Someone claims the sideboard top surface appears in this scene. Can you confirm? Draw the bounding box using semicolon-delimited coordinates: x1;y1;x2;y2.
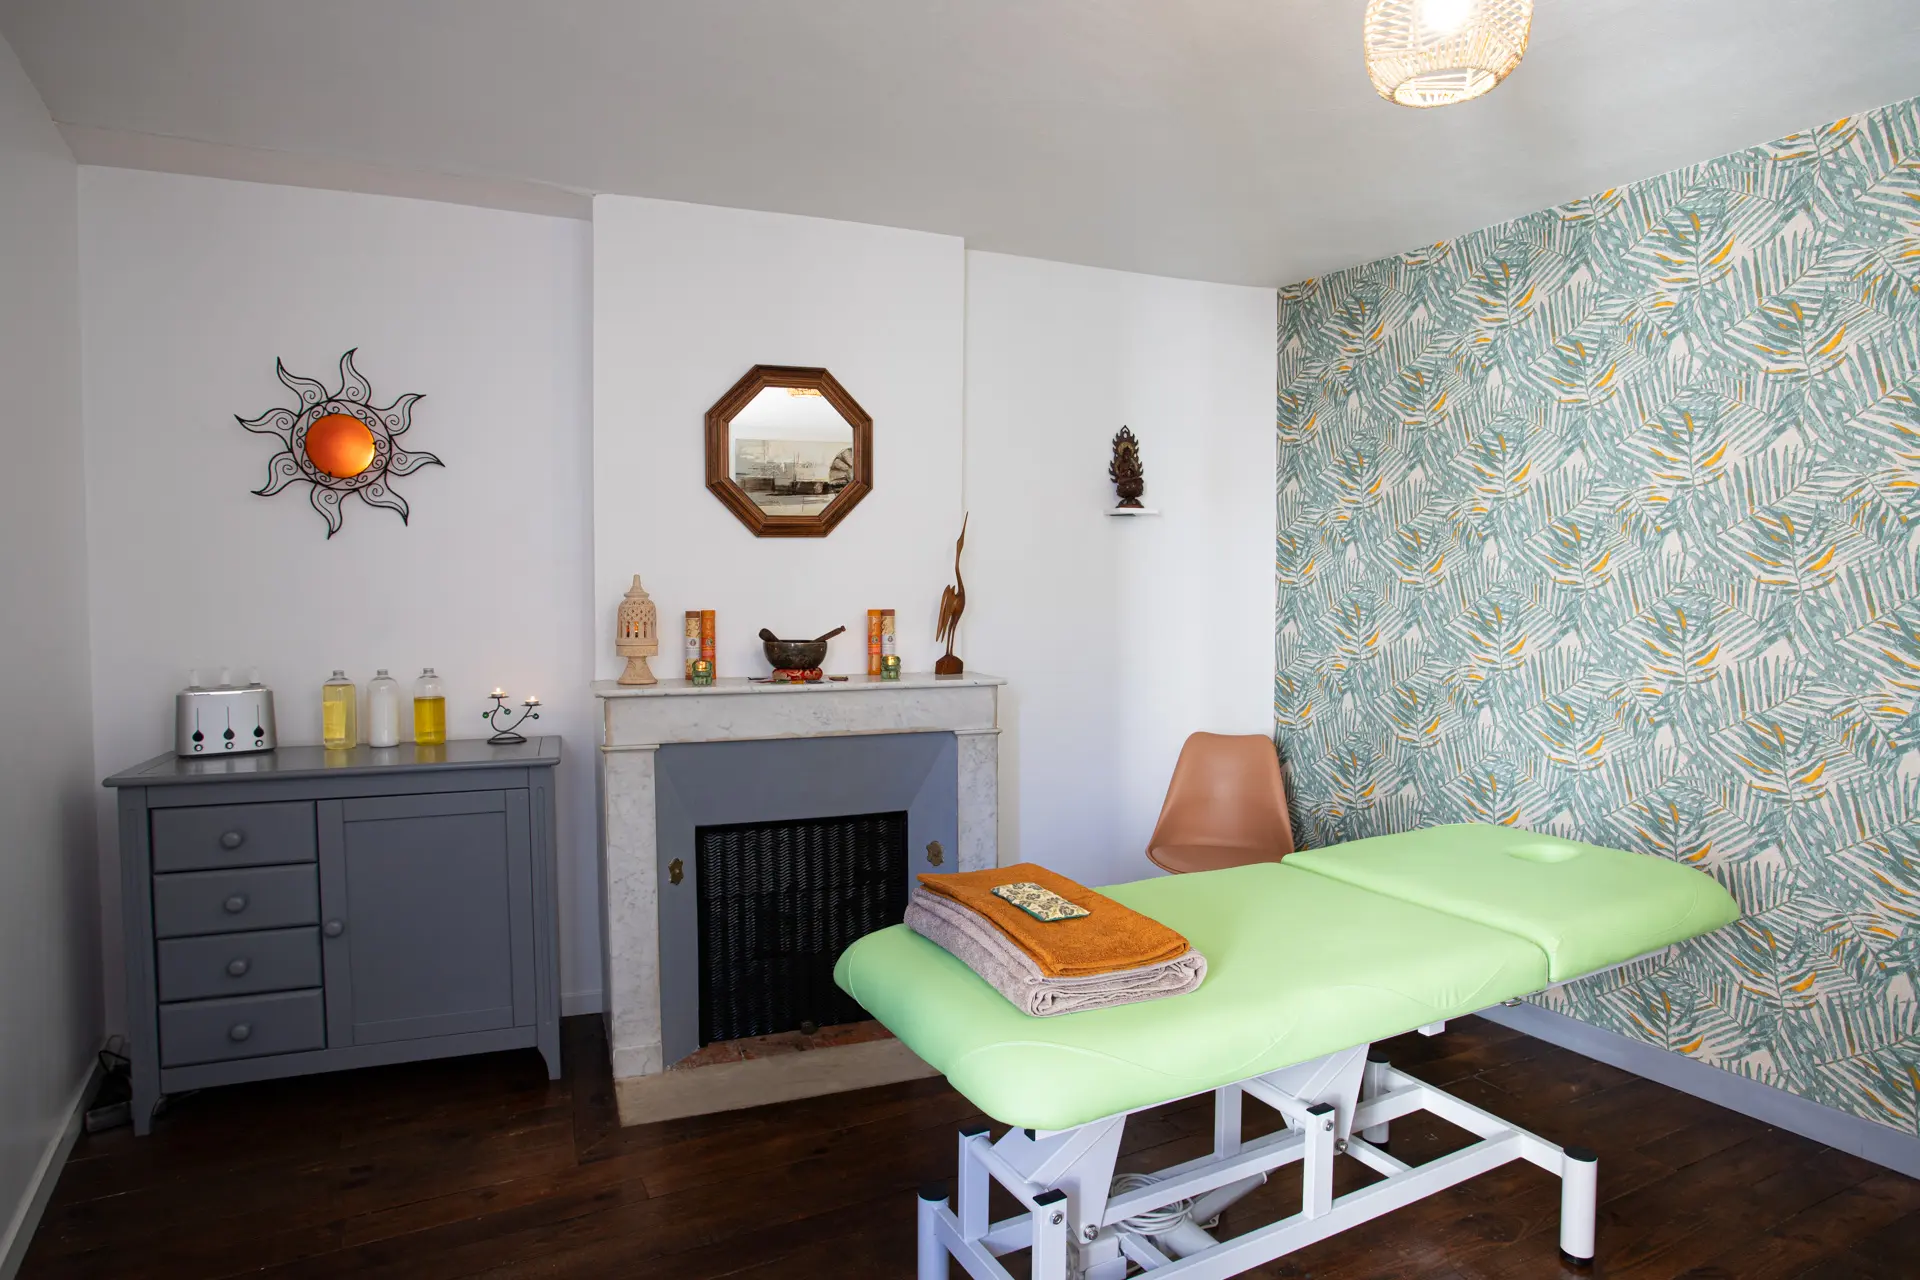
104;737;562;788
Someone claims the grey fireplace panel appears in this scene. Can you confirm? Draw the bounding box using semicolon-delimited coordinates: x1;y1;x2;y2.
655;732;957;1065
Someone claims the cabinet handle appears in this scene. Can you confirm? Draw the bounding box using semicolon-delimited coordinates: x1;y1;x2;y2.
324;919;345;938
223;894;249;914
219;830;246;850
227;958;251;977
228;1022;252;1043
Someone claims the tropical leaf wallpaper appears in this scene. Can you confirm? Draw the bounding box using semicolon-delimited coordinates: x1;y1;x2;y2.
1274;95;1920;1133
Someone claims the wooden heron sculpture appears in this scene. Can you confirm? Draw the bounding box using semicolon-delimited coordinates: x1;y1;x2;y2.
934;513;968;674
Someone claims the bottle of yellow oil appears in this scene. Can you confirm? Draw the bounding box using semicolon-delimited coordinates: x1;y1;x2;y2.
321;670;358;750
413;667;447;745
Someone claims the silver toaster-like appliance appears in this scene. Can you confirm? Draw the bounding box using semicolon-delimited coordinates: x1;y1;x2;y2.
175;671;278;757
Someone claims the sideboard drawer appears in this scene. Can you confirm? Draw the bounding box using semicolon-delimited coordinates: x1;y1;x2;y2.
152;801;315;873
153;865;319;939
159;990;325;1067
157;927;320;1003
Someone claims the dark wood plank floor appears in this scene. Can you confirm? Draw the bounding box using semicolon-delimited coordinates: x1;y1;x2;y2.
20;1015;1920;1278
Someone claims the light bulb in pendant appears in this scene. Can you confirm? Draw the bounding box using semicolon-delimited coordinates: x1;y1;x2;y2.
1418;0;1473;33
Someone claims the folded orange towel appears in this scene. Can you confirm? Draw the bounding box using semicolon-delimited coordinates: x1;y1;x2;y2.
916;863;1191;978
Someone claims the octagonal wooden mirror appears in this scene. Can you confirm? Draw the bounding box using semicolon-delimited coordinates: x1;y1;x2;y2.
705;365;872;537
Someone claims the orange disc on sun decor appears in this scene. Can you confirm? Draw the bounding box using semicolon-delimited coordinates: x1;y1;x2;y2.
304;412;378;479
238;349;441;538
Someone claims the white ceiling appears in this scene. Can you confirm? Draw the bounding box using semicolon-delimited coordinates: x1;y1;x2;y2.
3;0;1917;286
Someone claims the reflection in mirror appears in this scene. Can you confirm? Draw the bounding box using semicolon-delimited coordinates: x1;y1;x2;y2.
729;386;857;517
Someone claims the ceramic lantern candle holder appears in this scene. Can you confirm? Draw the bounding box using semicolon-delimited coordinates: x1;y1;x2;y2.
616;574;660;685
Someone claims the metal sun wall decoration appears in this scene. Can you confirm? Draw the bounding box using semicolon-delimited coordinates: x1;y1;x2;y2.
239;349;441;538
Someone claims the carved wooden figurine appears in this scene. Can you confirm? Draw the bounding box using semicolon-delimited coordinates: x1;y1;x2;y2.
1109;426;1145;509
934;514;968;675
616;574;660;685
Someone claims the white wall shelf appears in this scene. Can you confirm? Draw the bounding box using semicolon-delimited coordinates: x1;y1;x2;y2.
1105;508;1161;517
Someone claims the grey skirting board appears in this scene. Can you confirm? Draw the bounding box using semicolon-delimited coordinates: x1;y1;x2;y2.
1477;1001;1920;1180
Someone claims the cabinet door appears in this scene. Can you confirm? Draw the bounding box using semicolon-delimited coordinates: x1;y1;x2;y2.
316;791;535;1046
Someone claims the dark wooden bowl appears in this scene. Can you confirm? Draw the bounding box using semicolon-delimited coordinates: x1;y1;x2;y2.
762;638;829;670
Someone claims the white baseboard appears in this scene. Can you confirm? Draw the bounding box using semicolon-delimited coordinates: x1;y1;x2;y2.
561;989;604;1017
0;1057;101;1280
1478;1002;1920;1180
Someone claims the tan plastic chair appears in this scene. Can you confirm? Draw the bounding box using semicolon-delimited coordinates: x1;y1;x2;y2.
1146;733;1295;874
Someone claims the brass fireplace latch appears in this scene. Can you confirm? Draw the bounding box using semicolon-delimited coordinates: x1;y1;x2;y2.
925;841;945;868
668;858;684;885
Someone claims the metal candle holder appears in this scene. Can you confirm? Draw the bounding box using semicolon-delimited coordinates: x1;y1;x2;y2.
483;691;541;745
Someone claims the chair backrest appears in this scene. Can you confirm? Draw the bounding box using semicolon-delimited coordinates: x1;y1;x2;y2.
1148;732;1295;859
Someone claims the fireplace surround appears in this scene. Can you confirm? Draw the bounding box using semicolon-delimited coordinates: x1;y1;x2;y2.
594;672;1002;1082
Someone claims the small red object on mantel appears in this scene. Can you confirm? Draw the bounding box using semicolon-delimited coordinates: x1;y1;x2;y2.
770;667;825;683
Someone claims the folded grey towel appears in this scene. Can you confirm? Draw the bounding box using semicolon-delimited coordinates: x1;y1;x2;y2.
905;886;1206;1017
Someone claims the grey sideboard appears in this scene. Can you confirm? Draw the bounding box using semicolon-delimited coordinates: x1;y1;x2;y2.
105;738;562;1134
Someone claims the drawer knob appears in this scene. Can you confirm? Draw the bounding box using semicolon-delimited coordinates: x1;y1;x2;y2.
223;894;249;914
219;830;246;850
324;919;345;938
228;1022;252;1043
227;957;251;977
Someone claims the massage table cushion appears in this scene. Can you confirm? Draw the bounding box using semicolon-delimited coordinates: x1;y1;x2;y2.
1287;824;1734;983
835;824;1737;1132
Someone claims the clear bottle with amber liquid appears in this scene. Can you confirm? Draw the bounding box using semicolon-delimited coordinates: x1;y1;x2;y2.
321;670;358;750
412;667;447;745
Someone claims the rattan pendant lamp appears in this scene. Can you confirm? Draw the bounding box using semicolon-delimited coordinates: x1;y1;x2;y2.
1363;0;1533;108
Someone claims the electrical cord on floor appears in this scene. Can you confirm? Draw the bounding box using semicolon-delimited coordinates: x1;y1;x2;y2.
84;1038;132;1133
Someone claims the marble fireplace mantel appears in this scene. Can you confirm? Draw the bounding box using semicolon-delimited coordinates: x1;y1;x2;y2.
594;672;1004;1080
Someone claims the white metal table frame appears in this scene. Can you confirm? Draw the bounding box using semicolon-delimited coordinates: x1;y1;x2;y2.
915;1042;1597;1280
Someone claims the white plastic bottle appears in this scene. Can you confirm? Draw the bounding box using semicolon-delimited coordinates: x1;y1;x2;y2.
366;669;401;747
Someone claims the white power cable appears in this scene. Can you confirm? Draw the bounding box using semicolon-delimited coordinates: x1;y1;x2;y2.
1109;1172;1193;1236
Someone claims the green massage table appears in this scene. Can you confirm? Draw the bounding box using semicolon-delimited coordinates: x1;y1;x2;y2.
834;823;1738;1280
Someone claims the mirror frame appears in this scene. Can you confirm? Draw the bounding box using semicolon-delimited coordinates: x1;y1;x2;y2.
705;364;873;538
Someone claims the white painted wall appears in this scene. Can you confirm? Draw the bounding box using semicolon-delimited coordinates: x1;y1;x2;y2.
963;251;1275;888
592;196;965;682
77;168;599;1023
0;30;99;1274
67;175;1268;1061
